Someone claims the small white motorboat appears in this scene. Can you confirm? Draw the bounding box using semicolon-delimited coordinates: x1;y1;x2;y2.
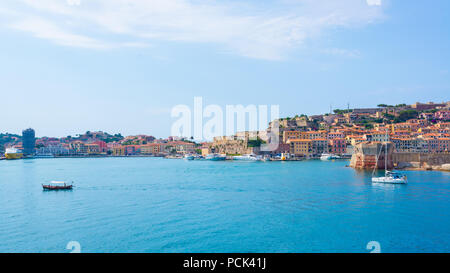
232;154;262;161
320;153;340;160
205;154;226;161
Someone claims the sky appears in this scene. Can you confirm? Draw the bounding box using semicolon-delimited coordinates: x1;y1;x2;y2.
0;0;449;138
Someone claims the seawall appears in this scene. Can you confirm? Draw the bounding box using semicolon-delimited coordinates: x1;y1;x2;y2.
393;153;450;171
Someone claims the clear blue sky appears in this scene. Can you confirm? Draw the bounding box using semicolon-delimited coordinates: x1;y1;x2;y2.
0;0;449;138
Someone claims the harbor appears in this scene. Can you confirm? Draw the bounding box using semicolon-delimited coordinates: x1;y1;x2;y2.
1;156;449;253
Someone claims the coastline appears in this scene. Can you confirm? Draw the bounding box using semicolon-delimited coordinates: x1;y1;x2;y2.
3;155;449;173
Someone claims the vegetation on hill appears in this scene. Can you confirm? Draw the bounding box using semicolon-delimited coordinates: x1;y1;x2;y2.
247;137;266;147
394;110;419;123
0;133;21;146
333;109;352;115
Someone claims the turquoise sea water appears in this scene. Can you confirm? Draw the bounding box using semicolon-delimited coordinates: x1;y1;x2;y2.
0;157;449;253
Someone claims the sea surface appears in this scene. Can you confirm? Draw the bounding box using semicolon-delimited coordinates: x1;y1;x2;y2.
0;157;449;253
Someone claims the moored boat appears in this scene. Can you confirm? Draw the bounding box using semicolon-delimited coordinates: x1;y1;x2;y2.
5;148;23;160
320;153;341;161
205;154;226;161
42;181;74;190
184;154;195;160
232;154;262;161
371;129;407;184
372;171;407;184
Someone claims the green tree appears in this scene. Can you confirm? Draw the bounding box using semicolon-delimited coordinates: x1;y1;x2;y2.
247;137;266;147
394;110;418;123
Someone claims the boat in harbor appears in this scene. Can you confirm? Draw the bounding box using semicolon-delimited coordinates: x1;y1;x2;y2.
205;154;226;161
372;171;407;184
42;181;74;190
232;154;262;161
4;148;23;160
320;153;341;161
371;129;407;184
184;154;195;160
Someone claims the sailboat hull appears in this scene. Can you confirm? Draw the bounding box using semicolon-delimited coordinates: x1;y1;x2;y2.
372;177;407;184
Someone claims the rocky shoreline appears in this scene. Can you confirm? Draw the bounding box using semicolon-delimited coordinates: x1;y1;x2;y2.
396;162;450;172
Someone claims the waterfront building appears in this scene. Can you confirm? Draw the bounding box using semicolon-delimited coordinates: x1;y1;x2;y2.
311;139;329;155
273;143;290;155
124;145;139;155
423;137;450;153
91;141;107;152
69;141;87;155
86;144;101;155
201;147;212;156
169;141;195;154
328;138;346;155
22;128;36;156
36;144;69;156
391;137;421;153
111;146;126;156
141;143;161;154
287;139;312;157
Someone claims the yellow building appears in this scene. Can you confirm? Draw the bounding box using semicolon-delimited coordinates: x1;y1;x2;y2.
86;144;101;155
201;147;211;156
69;141;87;154
111;146;125;156
282;131;302;143
141;144;161;154
287;139;312;156
300;130;327;140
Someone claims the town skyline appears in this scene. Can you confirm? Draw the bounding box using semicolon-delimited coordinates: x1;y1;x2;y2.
2;100;449;161
1;99;449;139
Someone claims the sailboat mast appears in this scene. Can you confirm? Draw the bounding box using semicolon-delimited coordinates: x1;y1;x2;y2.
385;128;388;175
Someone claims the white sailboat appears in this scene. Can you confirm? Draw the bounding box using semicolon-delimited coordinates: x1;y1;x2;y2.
371;129;407;184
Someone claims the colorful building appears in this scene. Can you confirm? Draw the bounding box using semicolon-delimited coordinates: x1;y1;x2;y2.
287;139;312;157
328;138;346;155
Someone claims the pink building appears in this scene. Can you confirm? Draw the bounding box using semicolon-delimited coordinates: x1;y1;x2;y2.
328;138;346;155
92;140;107;152
426;138;450;153
434;110;450;121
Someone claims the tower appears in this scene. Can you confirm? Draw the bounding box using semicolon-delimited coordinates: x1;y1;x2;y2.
22;128;36;156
